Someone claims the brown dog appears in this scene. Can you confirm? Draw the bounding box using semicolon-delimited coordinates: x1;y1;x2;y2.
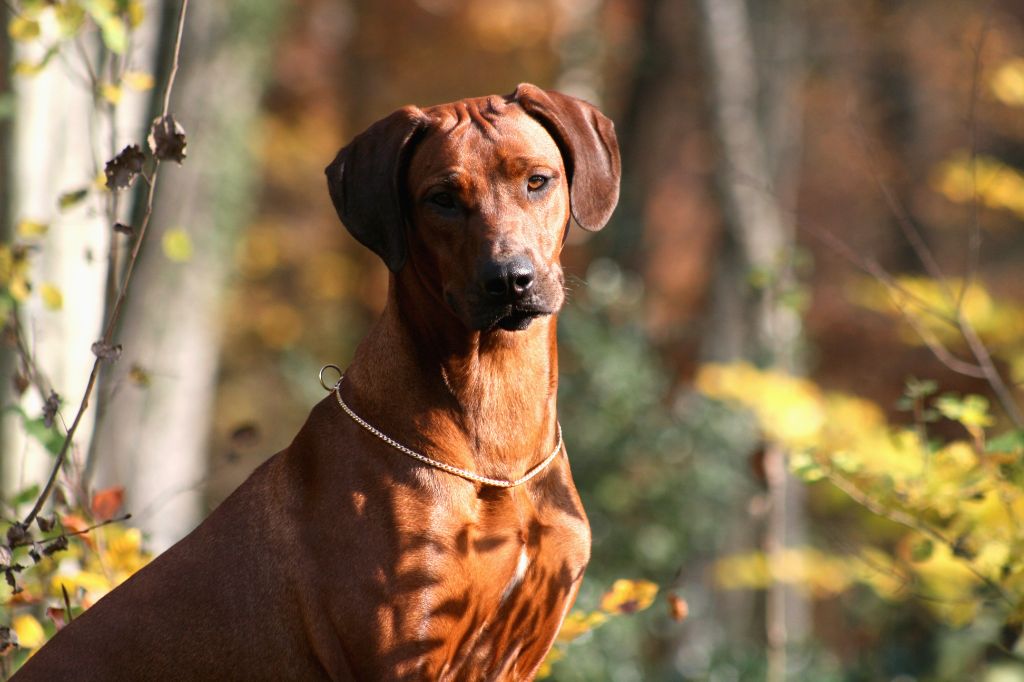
15;83;620;681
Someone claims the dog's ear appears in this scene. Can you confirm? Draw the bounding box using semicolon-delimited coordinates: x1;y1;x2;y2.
512;83;621;232
325;106;427;272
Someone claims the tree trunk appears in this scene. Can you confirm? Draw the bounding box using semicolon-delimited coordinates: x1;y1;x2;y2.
2;4;159;501
697;0;808;679
90;0;282;552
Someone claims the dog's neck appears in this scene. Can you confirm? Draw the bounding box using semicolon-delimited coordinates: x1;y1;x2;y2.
343;274;559;482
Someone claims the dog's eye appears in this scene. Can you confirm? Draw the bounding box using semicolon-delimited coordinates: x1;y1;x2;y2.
429;192;456;209
527;175;548;192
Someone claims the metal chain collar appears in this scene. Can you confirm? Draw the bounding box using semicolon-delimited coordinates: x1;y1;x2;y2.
319;365;563;488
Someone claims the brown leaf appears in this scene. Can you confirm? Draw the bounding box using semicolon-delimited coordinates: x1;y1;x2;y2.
36;515;56;533
128;363;151;387
42;390;60;428
11;372;29;397
42;535;68;556
46;607;67;632
667;592;689;622
148;114;187;163
6;523;28;547
91;341;123;361
0;625;17;656
230;422;260;448
104;144;146;190
91;486;124;521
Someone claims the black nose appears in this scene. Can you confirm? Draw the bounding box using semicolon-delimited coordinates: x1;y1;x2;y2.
481;256;536;302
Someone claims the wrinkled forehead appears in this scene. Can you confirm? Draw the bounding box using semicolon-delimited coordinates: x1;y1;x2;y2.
409;97;563;180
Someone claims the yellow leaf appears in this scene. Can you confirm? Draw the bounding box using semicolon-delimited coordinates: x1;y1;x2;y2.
992;59;1024;108
8;16;41;41
535;647;564;679
12;614;45;649
9;277;30;302
161;228;193;263
16;219;48;238
599;578;658;614
126;0;145;27
100;82;122;105
40;283;63;310
123;71;154;91
555;610;607;643
13;60;46;77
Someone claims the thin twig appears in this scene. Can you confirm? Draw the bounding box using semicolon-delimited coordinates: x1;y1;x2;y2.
802;225;985;378
959;4;994;310
9;513;131;549
824;469;1015;607
21;0;190;529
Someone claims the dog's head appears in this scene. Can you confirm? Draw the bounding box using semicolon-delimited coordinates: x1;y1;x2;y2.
325;84;620;333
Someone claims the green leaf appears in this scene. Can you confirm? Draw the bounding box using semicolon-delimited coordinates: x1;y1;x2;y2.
3;406;64;455
910;538;934;562
58;188;89;211
55;2;88;36
904;377;938;400
99;16;127;53
11;484;39;508
986;430;1024;455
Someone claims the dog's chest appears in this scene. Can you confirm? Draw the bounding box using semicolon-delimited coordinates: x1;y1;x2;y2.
391;472;591;680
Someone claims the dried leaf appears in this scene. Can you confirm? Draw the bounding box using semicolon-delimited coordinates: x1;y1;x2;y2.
28;543;41;564
128;363;151;387
42;390;60;428
6;523;28;547
91;486;124;521
91;341;123;361
60;514;89;535
42;535;68;556
36;514;56;533
4;568;22;595
12;372;29;396
230;422;260;448
104;144;145;190
46;606;67;631
667;592;689;622
0;625;17;655
148;114;187;164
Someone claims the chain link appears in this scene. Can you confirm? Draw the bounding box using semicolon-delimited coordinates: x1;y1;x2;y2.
331;377;562;488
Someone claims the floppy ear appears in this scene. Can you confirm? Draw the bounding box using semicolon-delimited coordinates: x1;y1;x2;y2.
325;106;427;272
512;83;621;231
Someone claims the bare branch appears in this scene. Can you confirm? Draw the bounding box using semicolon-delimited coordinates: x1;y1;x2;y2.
21;0;191;529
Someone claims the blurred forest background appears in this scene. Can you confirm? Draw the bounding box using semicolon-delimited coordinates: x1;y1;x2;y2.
2;0;1024;679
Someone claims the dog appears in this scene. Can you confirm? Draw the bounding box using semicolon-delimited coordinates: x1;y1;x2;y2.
15;83;620;681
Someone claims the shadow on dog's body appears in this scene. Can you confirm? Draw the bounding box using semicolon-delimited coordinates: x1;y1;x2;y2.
16;84;620;681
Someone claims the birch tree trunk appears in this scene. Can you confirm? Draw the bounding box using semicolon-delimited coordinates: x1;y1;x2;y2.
90;0;280;552
697;0;807;679
2;4;160;499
